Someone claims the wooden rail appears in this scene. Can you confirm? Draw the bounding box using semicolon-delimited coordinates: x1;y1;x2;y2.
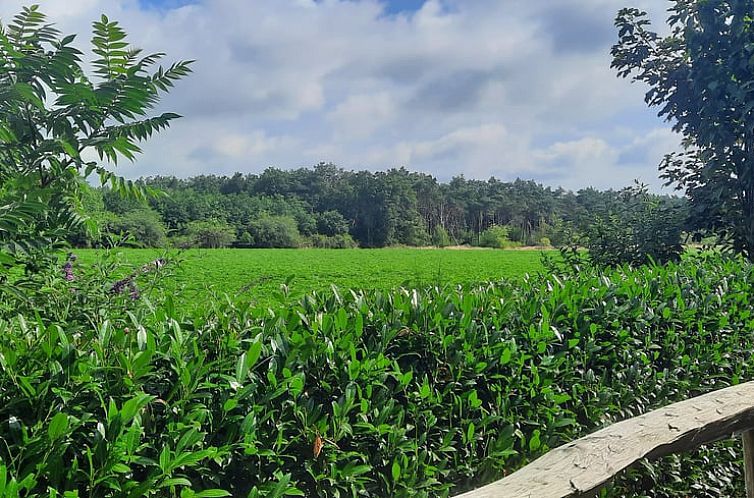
455;381;754;498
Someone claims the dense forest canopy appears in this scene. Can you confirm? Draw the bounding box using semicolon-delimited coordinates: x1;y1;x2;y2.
76;162;688;250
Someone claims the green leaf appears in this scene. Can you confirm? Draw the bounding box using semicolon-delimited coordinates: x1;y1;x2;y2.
500;348;512;365
193;491;231;498
159;447;171;472
223;399;238;412
269;473;292;498
58;139;79;158
14;82;45;109
528;430;541;452
47;412;69;441
161;478;191;488
121;393;154;423
419;376;431;399
247;340;262;371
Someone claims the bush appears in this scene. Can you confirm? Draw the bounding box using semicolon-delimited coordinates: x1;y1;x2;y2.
246;215;301;248
316;210;350;237
2;254;753;497
294;210;317;237
584;183;685;267
237;231;254;247
170;234;195;249
431;226;452;247
308;233;358;249
182;219;237;248
478;225;514;248
105;209;168;248
393;218;430;246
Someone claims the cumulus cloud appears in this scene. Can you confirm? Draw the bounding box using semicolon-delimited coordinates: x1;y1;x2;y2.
0;0;679;190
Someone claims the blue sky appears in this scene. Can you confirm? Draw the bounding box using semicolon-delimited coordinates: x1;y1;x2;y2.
140;0;429;14
0;0;677;191
382;0;427;14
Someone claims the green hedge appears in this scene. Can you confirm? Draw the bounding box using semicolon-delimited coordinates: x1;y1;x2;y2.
1;254;753;497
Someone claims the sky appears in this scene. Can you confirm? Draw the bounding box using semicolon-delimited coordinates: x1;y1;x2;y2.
0;0;679;191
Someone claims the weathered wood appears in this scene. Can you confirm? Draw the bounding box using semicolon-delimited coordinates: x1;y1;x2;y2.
455;381;754;498
743;429;754;498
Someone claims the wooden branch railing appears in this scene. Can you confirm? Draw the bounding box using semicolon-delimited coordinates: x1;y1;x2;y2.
455;381;754;498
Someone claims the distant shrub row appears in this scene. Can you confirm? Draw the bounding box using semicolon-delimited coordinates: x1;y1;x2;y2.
90;212;541;250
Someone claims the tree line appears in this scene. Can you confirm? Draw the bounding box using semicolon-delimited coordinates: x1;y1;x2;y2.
72;162;688;250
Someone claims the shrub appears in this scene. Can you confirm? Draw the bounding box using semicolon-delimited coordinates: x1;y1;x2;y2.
294;210;317;237
170;234;195;249
2;254;753;497
246;215;301;248
478;225;513;248
105;209;168;248
431;226;452;247
393;218;430;246
238;231;254;247
316;210;350;237
308;233;358;248
584;183;685;267
184;219;236;248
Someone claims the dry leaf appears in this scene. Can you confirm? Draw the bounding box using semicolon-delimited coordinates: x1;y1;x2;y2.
313;433;324;458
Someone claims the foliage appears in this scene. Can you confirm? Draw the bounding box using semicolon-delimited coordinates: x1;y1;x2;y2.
106;208;167;248
315;210;349;237
245;215;301;248
77;168;688;250
0;5;191;268
582;183;685;267
67;185;109;247
612;1;754;260
431;226;452;247
477;225;514;249
184;220;236;248
2;253;753;496
307;233;357;249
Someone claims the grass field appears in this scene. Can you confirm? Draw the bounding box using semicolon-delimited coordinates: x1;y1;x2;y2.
75;247;551;304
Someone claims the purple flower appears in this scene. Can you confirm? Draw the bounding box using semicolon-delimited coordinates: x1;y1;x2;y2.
110;277;140;300
110;278;131;295
128;282;140;300
110;257;164;299
62;255;76;282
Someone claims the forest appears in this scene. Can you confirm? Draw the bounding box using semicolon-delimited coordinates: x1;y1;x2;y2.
76;163;688;251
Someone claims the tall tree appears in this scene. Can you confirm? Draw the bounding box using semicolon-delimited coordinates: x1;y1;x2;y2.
612;1;754;259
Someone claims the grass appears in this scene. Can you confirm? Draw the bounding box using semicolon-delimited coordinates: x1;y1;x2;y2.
75;247;551;304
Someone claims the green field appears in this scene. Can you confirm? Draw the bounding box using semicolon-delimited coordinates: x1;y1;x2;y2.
76;247;551;304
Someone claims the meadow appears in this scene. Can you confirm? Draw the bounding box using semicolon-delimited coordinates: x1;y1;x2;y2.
74;248;550;304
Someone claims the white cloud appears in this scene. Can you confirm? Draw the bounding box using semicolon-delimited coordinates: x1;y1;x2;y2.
328;92;397;139
214;131;294;159
0;0;679;190
531;128;683;191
